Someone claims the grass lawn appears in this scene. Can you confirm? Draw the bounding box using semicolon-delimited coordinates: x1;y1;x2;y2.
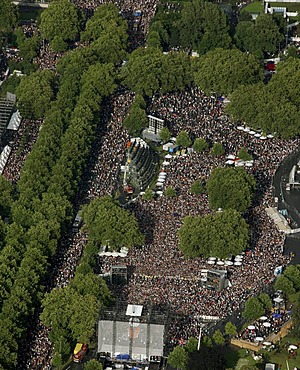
268;1;300;12
243;1;264;13
224;337;300;370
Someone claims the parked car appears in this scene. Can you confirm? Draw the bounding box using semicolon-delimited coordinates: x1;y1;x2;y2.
73;343;88;363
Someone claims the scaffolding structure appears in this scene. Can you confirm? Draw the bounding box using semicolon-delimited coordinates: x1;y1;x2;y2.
0;95;15;145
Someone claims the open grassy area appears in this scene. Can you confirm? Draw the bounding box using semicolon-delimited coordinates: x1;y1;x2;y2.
243;1;264;13
269;1;300;11
224;336;300;370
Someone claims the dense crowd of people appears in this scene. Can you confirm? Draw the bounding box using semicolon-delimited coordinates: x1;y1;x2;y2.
0;1;299;369
1;84;297;369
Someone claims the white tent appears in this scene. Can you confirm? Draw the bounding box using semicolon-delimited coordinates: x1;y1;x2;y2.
227;154;236;160
263;322;271;328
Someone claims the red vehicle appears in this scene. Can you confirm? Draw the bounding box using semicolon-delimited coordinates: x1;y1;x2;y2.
73;343;88;363
265;60;276;72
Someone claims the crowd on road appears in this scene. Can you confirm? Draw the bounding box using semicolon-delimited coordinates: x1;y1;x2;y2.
1;76;297;369
0;1;298;369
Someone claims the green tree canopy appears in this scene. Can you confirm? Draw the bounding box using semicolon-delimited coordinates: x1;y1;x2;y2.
84;359;103;370
187;346;226;370
50;36;68;53
159;127;171;143
275;274;296;295
193;48;263;96
176;130;192;148
167;345;188;370
178;0;231;54
258;292;273;312
16;69;55;119
193;137;208;153
190;180;205;195
210;142;224;156
0;176;14;218
237;147;253;161
242;296;265;321
81;196;145;250
164;186;177;197
0;0;18;34
234;14;284;56
292;296;300;338
41;285;100;345
226;59;300;139
40;0;83;42
81;4;128;46
212;329;225;345
178;209;249;259
120;48;192;96
225;321;237;338
206;167;256;212
123;103;148;136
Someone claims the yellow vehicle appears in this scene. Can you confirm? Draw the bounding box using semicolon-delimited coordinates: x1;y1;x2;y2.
73;343;88;363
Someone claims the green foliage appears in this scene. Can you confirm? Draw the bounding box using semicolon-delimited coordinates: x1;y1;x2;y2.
84;359;103;370
159;127;171;143
176;130;192;148
120;48;192;96
82;196;145;250
147;31;162;49
178;209;249;259
164;186;177;197
201;335;212;347
212;329;225;345
50;36;68;52
226;59;300;139
167;345;188;370
142;188;154;201
235;14;284;55
18;35;41;61
0;0;18;33
82;4;127;45
41;286;100;344
292;296;300;338
178;0;231;54
237;147;252;161
190;180;204;195
70;271;112;305
0;176;14;218
91;33;127;65
0;74;21;96
225;321;237;338
123;103;148;136
185;337;198;353
194;48;262;96
275;274;296;295
16;69;55;119
258;293;273;312
206;167;256;212
187;346;226;370
193;137;208;153
211;142;224;156
40;0;83;42
242;296;265;321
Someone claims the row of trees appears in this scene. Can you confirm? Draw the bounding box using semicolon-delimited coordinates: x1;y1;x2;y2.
226;58;300;139
41;240;112;367
148;0;286;57
0;5;129;366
